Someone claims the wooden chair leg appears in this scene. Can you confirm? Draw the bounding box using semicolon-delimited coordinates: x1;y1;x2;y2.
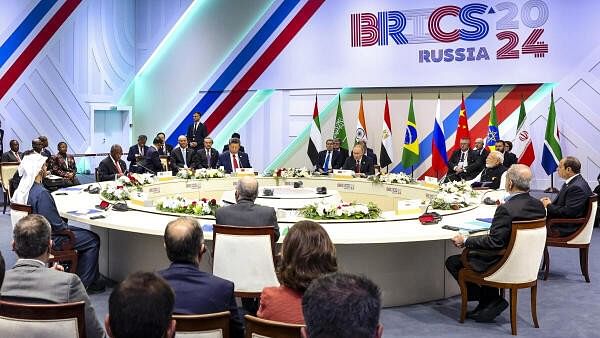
543;246;550;280
458;275;468;323
510;288;518;335
531;284;539;328
500;288;506;298
579;247;591;283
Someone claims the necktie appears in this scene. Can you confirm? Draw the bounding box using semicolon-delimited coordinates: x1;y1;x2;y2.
15;152;21;162
139;146;143;156
182;149;187;167
114;159;123;175
194;123;198;134
460;152;465;162
355;160;360;173
233;154;239;170
206;149;211;167
324;152;331;171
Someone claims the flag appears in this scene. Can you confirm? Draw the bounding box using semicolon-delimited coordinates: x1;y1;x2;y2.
355;94;368;142
307;95;323;166
513;97;535;166
380;94;394;168
453;93;470;151
541;91;563;175
333;95;349;154
431;95;447;175
401;94;419;169
485;94;499;151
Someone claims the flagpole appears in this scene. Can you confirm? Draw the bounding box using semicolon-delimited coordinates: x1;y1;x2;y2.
544;173;559;193
411;165;414;178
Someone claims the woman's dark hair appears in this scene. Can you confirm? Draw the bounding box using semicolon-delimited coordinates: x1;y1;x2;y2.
278;220;337;293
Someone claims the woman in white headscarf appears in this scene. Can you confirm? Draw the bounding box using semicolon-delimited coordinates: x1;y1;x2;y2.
11;152;102;290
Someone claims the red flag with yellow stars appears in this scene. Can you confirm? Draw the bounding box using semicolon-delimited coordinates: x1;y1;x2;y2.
452;93;471;151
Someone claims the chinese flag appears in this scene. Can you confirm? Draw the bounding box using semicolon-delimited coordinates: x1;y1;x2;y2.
453;93;471;151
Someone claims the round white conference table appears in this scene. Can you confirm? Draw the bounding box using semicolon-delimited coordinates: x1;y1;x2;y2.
52;176;497;307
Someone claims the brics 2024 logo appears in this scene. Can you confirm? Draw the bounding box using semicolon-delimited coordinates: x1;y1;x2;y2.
350;1;549;63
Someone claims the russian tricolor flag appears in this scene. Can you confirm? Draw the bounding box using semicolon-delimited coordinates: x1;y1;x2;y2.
431;95;448;177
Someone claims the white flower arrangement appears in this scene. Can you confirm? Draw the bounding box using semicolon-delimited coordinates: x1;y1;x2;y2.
299;201;381;220
369;172;414;184
101;183;130;201
276;167;312;178
431;181;478;210
177;168;225;179
155;196;221;216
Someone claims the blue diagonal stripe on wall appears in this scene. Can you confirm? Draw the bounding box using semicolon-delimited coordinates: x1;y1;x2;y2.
392;85;502;173
0;0;57;69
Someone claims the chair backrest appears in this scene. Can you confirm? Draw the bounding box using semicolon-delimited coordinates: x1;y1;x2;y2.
160;155;170;171
174;311;230;338
0;300;86;338
10;203;32;229
567;194;598;245
212;225;279;297
1;162;19;195
484;219;547;284
244;315;303;338
498;171;507;190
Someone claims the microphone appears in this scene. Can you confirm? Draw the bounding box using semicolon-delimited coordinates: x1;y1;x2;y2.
136;162;156;175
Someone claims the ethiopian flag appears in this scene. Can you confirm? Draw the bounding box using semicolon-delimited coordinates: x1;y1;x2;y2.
485;94;499;151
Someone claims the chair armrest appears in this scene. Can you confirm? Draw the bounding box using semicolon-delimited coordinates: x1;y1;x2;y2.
52;229;76;251
547;217;587;226
460;249;472;269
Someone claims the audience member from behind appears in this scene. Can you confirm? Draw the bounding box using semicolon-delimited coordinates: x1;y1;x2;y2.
258;220;337;324
10;153;103;291
446;164;546;322
302;273;383;338
158;217;243;337
142;136;165;173
1;215;104;338
541;156;593;237
106;272;175;338
51;141;80;186
97;144;128;181
39;135;52;157
0;250;4;288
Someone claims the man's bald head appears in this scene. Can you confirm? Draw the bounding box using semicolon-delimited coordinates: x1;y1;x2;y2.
164;217;204;265
236;176;259;201
505;164;532;192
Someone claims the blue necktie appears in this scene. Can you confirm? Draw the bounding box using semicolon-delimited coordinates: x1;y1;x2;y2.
324;152;331;171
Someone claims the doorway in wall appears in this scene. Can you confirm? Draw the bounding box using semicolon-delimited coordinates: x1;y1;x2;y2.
89;104;132;176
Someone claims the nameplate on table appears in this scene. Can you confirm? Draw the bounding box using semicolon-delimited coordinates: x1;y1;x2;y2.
336;182;355;191
149;187;160;194
386;186;401;195
186;182;201;190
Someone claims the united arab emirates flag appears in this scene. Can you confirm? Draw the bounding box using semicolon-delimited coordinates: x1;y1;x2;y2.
307;95;323;166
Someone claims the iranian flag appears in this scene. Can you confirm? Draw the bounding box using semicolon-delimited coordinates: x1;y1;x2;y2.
307;95;323;166
512;97;535;166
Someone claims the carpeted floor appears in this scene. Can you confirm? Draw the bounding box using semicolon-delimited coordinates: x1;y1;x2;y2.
1;182;598;337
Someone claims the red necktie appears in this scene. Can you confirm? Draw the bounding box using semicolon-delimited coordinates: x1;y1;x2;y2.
233;154;239;170
355;160;360;173
115;160;123;175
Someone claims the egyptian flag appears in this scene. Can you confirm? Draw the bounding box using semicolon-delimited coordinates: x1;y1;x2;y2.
380;94;394;169
307;95;323;166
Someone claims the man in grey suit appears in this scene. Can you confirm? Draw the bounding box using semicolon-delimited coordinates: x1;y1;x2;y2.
1;214;105;338
215;175;280;241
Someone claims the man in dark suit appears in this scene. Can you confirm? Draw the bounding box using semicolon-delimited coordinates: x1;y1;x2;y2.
142;136;165;173
1;139;23;162
127;135;149;172
473;138;489;162
333;138;348;162
446;164;546;323
170;135;194;174
158;217;243;338
186;112;208;150
342;144;375;176
1;214;105;338
195;136;219;169
50;142;80;186
541;156;593;237
217;138;251;174
316;139;344;173
39;135;52;158
359;140;378;166
471;151;507;190
97;144;128;182
501;140;517;168
447;137;483;181
222;132;246;153
157;132;174;156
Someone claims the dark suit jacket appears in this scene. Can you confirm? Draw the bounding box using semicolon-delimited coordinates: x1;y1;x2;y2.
97;156;127;182
158;143;174;156
170;147;194;172
217;151;251;174
158;262;244;338
223;144;246;153
41;148;52;158
547;174;593;236
215;199;280;241
447;149;483;181
316;150;344;171
342;155;375;175
474;148;489;161
195;147;220;169
127;144;149;168
1;150;23;162
366;147;378;166
142;146;164;173
464;192;546;272
0;259;104;338
478;165;507;190
503;151;518;168
335;148;349;162
186;122;208;149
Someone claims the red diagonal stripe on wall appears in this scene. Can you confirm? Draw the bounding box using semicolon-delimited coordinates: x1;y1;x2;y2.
419;83;541;179
0;0;81;101
204;0;325;133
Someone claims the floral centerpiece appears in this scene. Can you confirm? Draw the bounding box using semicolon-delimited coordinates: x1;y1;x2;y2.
176;168;225;179
155;196;221;216
430;180;478;210
299;201;381;220
369;172;415;184
101;183;130;201
275;167;312;178
117;173;155;191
